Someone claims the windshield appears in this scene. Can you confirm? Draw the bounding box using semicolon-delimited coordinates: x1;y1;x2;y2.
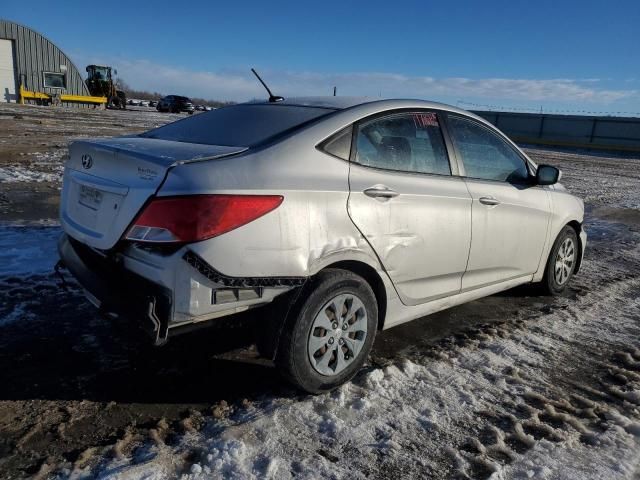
92;67;109;79
141;104;336;147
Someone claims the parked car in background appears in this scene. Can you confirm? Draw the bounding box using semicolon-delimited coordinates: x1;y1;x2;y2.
149;100;158;108
203;106;213;111
156;95;195;114
195;105;204;111
57;97;586;393
139;100;149;107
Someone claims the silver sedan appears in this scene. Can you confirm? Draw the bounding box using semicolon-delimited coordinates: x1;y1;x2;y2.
58;97;586;393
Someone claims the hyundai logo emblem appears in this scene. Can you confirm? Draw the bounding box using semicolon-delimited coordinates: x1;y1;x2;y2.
81;154;93;169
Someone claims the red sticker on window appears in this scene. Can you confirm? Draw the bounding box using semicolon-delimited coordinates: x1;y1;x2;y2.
413;113;439;128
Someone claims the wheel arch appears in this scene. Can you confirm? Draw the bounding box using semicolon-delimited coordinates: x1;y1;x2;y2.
566;220;584;274
256;260;388;361
321;260;388;331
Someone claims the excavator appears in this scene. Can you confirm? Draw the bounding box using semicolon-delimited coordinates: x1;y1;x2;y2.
85;65;127;109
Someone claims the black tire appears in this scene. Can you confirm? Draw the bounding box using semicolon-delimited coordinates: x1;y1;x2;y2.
276;269;377;394
541;226;578;295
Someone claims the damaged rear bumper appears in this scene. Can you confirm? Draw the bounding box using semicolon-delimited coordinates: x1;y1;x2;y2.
57;234;301;346
57;233;173;345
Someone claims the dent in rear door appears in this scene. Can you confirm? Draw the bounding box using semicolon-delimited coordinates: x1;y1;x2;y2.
346;111;472;306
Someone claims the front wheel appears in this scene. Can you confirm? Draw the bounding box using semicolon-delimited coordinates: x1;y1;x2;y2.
276;269;377;394
541;226;578;295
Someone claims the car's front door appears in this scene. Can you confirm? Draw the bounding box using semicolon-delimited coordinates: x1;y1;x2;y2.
347;111;472;306
446;114;551;290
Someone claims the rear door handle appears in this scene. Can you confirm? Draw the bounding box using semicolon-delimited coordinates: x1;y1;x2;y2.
479;196;500;206
364;185;400;199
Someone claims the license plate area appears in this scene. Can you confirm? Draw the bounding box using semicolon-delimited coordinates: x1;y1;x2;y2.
79;185;103;210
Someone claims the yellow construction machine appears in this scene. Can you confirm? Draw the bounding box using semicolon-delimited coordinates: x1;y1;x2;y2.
85;65;127;109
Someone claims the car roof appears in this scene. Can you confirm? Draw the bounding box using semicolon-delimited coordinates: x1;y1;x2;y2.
244;96;477;116
246;96;376;109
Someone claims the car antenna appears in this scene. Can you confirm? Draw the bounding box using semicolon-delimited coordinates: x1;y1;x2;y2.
251;68;284;103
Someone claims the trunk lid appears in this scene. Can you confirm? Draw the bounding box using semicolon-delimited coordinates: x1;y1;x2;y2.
60;137;246;250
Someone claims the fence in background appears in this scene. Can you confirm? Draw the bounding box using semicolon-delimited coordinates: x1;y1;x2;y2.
472;110;640;152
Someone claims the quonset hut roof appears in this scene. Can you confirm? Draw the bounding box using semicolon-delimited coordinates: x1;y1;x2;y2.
0;19;90;96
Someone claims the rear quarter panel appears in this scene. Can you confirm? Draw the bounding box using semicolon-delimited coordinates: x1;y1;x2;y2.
159;138;382;278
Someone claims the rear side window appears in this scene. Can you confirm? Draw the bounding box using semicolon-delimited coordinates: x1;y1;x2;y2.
142;104;336;147
354;112;451;175
447;116;529;183
319;126;352;160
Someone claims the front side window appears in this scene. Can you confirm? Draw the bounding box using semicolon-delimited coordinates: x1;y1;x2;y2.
447;116;529;183
354;112;451;175
43;72;66;89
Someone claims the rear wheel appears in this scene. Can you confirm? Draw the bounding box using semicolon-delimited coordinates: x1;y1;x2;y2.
541;226;578;295
276;269;377;394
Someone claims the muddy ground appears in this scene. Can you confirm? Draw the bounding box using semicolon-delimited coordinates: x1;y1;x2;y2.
0;103;638;479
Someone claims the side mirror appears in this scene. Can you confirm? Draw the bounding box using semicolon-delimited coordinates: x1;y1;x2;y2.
536;164;560;186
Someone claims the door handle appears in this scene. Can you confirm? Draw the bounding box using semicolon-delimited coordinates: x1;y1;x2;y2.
364;185;400;199
479;196;500;206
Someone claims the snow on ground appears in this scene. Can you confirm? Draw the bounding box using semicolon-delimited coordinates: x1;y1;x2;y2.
524;147;640;210
79;246;640;479
0;151;66;183
0;224;61;276
0;164;64;183
0;224;61;328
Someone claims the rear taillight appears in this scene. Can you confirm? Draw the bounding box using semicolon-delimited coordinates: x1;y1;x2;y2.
125;194;283;243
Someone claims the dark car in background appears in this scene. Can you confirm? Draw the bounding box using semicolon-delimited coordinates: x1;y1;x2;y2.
156;95;195;114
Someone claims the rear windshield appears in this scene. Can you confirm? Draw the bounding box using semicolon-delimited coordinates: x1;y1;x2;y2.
141;104;336;147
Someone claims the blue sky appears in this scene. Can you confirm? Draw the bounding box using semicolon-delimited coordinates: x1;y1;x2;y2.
3;0;640;113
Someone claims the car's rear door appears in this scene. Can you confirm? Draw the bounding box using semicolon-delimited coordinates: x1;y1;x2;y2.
346;110;472;306
445;114;551;290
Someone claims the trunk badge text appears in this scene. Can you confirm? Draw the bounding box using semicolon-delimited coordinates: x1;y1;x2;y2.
81;154;93;169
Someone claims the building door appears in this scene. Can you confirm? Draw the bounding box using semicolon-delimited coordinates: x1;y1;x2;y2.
0;39;17;103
